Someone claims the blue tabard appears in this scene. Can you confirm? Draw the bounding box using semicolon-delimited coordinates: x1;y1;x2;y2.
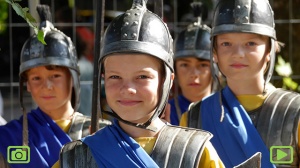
0;108;72;168
201;86;275;167
82;120;159;168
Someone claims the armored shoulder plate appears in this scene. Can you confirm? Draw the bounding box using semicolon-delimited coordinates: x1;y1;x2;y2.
68;112;111;140
187;101;202;129
256;89;300;167
60;140;98;168
151;125;212;168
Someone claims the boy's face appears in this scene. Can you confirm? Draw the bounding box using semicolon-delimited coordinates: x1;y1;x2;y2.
26;66;73;113
104;54;162;123
175;57;212;100
214;32;270;81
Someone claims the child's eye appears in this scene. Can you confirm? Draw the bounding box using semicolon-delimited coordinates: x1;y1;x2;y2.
247;42;256;46
179;63;188;67
109;75;120;79
138;75;149;79
200;63;209;68
51;74;62;78
221;42;231;46
31;76;40;81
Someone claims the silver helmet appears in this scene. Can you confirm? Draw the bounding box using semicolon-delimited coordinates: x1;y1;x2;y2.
211;0;276;88
174;2;211;61
19;5;80;111
99;0;174;131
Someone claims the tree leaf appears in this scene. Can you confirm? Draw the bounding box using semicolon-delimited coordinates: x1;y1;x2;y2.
5;0;45;41
37;30;46;44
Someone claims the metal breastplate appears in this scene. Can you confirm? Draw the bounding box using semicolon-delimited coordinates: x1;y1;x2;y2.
68;112;111;140
60;125;212;168
60;140;98;168
151;125;212;168
254;89;300;168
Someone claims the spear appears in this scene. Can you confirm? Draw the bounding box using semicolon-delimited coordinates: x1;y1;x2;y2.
91;0;105;134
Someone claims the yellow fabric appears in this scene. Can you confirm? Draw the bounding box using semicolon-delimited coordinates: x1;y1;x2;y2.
134;137;157;155
236;94;266;111
200;142;225;168
52;161;59;168
135;137;224;167
55;119;72;133
51;120;72;168
180;111;188;127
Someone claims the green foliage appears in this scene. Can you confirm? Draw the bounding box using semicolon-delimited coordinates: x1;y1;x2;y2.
0;1;8;33
275;55;300;92
4;0;46;44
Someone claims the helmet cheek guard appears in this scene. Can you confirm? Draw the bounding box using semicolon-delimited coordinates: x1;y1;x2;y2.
98;0;174;131
211;0;276;89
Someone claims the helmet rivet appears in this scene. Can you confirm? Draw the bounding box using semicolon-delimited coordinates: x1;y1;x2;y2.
124;22;129;26
135;13;140;16
243;16;249;22
133;21;138;25
132;33;137;38
123;33;128;38
245;5;249;9
236;5;241;9
125;13;131;16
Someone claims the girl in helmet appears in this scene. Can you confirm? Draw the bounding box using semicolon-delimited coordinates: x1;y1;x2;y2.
168;2;216;126
0;5;110;168
60;0;224;167
185;0;299;167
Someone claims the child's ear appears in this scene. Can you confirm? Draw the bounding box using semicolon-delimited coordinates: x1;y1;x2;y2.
26;82;31;92
170;73;175;89
265;52;271;62
213;49;218;63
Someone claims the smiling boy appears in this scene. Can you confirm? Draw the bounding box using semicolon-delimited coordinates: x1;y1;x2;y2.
59;1;224;167
0;5;110;168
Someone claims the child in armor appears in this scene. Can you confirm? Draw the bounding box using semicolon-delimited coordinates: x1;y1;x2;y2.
169;2;215;126
183;0;300;167
0;5;110;168
59;0;224;167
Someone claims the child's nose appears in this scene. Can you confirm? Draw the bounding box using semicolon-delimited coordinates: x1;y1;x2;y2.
120;82;136;95
190;67;201;77
233;46;245;58
45;79;53;89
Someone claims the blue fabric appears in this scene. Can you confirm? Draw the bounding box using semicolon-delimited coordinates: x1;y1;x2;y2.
169;95;191;125
0;108;72;168
201;86;275;167
82;120;159;168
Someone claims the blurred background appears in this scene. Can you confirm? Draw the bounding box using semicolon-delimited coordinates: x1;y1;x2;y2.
0;0;299;122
